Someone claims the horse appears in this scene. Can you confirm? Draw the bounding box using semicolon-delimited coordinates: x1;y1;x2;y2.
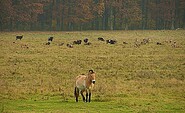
74;70;96;102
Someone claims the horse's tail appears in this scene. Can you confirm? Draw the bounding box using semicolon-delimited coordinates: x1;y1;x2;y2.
74;87;79;97
74;87;77;96
74;87;79;102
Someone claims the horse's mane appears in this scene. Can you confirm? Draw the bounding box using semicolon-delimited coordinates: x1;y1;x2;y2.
89;70;94;74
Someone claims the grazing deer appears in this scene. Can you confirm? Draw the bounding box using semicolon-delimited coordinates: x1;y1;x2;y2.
134;38;140;47
59;42;64;46
45;42;51;45
98;37;105;41
84;38;89;43
48;37;54;41
171;41;177;48
106;39;117;44
123;41;128;44
67;44;73;48
73;40;82;45
16;35;23;40
156;42;162;45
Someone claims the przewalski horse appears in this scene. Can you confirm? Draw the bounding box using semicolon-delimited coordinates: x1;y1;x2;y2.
74;70;96;102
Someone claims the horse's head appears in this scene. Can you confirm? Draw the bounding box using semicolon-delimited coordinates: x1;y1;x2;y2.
88;70;96;84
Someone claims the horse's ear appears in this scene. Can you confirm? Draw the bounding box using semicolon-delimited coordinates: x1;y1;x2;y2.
89;70;94;73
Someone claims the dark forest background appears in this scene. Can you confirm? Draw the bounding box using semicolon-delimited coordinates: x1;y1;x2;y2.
0;0;185;31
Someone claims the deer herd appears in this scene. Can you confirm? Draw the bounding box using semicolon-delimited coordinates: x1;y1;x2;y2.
15;35;180;48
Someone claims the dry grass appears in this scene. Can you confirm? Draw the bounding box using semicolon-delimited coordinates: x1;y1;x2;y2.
0;30;185;112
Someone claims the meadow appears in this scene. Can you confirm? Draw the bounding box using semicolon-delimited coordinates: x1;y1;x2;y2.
0;30;185;113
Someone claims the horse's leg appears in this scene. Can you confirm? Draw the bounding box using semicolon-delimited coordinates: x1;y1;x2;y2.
89;90;91;102
81;91;85;102
74;87;79;102
86;91;88;102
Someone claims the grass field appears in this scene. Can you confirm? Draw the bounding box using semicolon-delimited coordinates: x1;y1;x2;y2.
0;30;185;113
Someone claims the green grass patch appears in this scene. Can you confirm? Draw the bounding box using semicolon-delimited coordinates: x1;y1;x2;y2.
0;30;185;112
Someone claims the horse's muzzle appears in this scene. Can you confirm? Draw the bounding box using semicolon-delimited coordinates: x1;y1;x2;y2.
92;80;95;84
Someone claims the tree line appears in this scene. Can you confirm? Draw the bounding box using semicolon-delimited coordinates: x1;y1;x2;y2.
0;0;185;31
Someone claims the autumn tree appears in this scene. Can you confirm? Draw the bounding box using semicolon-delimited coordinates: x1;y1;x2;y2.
116;0;142;30
0;0;44;31
141;0;149;29
0;0;185;31
91;0;105;30
12;0;43;30
176;0;185;28
59;0;104;30
0;0;14;31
